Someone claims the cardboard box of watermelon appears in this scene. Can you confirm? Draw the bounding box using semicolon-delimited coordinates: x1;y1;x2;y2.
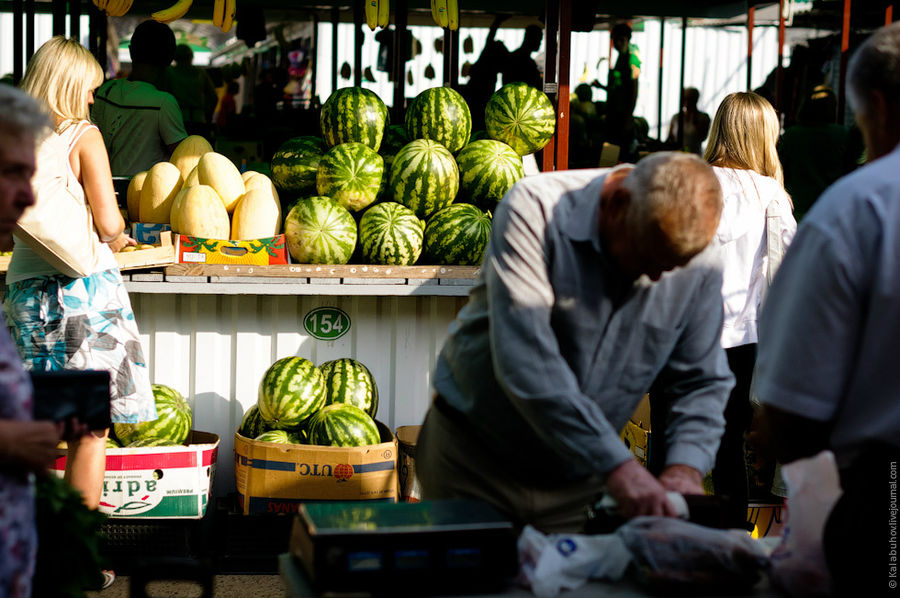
233;357;399;515
53;385;218;519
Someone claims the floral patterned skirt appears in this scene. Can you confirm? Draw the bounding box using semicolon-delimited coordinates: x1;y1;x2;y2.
3;268;157;424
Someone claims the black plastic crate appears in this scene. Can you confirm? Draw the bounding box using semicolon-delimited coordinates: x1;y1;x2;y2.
100;519;202;574
212;495;293;573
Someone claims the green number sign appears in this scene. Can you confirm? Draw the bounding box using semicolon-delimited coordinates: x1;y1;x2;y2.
304;307;350;341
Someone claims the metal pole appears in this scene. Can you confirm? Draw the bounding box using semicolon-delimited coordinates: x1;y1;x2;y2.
52;0;66;36
838;0;851;124
71;0;82;44
450;29;460;89
747;5;755;91
442;28;451;86
25;0;35;62
776;0;785;114
98;9;107;74
311;13;319;105
12;0;23;83
677;16;686;151
657;17;665;141
392;0;409;122
331;6;339;94
556;0;571;170
542;0;559;172
353;0;363;87
887;3;894;24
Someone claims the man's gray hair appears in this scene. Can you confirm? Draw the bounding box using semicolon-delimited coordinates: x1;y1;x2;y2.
0;83;51;140
621;152;723;255
848;22;900;116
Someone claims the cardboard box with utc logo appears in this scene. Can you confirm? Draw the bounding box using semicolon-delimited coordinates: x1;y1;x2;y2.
53;430;219;519
233;421;399;515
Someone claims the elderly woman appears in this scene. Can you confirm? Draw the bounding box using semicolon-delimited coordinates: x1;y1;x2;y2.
704;91;797;529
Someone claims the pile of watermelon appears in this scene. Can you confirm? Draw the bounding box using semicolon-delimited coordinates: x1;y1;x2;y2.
237;356;382;448
108;384;193;448
273;83;555;267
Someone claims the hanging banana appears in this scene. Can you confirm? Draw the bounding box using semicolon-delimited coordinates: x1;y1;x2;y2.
431;0;449;29
152;0;193;23
91;0;109;12
446;0;458;31
212;0;236;32
377;0;390;29
109;0;134;17
365;0;378;31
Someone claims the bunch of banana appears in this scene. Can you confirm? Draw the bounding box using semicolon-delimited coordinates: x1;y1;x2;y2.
212;0;236;33
151;0;193;23
430;0;458;30
92;0;134;17
364;0;390;31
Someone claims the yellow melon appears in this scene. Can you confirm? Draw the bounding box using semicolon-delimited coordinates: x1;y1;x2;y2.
241;171;280;203
184;166;200;188
169;135;214;180
230;188;282;240
140;161;183;224
170;185;230;239
196;153;245;214
126;171;148;223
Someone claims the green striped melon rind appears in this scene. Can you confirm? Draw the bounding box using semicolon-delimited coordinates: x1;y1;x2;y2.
405;86;472;154
128;438;179;447
258;357;326;429
485;83;556;156
284;197;357;264
113;384;192;446
106;437;121;449
307;403;381;447
254;429;304;444
456;139;525;212
319;358;379;417
389;139;459;219
238;404;274;438
320;87;388;151
358;202;424;265
316;142;384;212
270;136;326;196
424;204;493;266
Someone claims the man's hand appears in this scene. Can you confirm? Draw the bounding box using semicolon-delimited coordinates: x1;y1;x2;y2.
109;233;135;253
0;419;63;473
658;464;704;495
605;459;678;519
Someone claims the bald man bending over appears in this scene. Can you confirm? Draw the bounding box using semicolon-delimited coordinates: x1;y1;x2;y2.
417;152;734;533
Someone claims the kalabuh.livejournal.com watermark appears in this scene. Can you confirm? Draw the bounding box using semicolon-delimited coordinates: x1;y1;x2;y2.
891;460;898;591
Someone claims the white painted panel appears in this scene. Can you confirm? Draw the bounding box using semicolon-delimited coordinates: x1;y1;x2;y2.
130;292;468;499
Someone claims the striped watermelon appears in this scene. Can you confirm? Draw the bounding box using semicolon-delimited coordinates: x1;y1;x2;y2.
379;125;411;201
284;197;357;264
258;357;326;429
390;139;459;219
405;86;472;153
424;204;493;266
316;142;384;212
113;385;192;446
238;404;273;439
485;83;556;156
307;403;381;447
106;437;121;449
128;438;178;447
456;139;524;211
320;87;388;151
319;358;379;417
254;429;304;444
359;202;424;265
271;136;326;196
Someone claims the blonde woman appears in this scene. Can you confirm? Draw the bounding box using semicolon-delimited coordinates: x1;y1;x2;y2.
5;39;155;586
703;91;796;528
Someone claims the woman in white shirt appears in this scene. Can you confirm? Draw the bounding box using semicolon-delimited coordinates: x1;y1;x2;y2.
704;92;797;528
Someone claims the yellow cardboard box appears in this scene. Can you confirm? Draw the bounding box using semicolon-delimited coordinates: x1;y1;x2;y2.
233;421;398;515
176;234;288;265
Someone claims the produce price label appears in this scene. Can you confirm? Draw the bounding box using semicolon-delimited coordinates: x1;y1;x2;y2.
304;307;351;341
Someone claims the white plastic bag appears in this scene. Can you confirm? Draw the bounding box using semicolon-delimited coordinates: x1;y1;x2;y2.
769;450;842;597
517;525;631;598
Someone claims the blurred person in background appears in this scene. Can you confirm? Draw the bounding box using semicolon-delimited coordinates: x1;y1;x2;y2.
166;44;218;138
700;91;796;529
593;23;641;160
779;85;864;221
667;87;711;155
503;24;543;90
92;19;187;176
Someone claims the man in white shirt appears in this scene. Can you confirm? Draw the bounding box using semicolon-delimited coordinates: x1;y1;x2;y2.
754;23;900;595
91;20;187;177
